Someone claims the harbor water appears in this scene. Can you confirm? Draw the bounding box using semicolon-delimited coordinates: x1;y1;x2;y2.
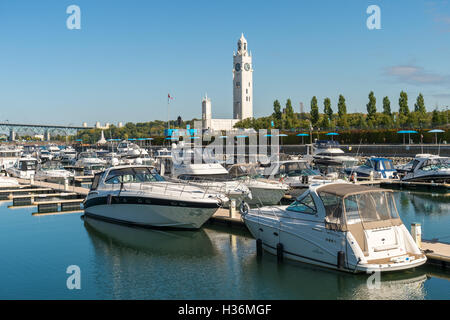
0;190;448;299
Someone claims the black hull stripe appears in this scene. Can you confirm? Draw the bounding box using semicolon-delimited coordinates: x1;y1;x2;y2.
84;195;219;209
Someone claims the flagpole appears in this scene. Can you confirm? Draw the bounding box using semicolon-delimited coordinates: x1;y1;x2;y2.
167;95;170;131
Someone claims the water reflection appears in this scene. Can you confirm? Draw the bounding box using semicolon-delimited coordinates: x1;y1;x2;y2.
398;192;450;216
83;216;434;300
84;216;217;257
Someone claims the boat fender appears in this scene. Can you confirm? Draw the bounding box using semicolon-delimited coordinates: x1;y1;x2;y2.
239;201;250;216
337;251;345;269
277;243;284;262
107;194;113;205
256;239;263;257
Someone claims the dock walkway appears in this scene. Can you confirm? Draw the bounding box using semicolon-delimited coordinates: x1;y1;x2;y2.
15;178;89;196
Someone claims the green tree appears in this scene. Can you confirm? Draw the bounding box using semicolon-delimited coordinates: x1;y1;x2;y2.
323;98;332;121
414;93;426;114
284;99;295;129
310;96;319;127
382;96;391;116
399;91;409;116
337;95;348;128
431;109;440;126
272;100;282;121
366;91;377;122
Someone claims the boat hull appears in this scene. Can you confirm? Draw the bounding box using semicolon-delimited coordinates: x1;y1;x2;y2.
84;198;219;229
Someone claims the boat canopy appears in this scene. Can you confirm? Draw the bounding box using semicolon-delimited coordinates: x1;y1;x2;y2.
315;183;402;254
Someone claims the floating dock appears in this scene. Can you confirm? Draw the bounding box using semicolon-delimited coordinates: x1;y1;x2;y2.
421;240;450;268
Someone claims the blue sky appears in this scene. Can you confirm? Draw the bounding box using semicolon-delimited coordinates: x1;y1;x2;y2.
0;0;449;126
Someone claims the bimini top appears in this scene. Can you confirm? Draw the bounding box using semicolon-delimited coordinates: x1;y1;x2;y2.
317;183;386;198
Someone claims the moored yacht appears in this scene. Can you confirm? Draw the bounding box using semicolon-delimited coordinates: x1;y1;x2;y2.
398;154;450;183
35;162;74;183
345;157;398;180
84;165;227;229
306;140;359;168
227;163;289;206
171;149;251;206
241;182;427;273
0;146;22;170
6;156;38;179
262;160;330;190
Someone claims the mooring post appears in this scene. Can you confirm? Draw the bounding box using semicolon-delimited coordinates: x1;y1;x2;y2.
229;199;236;218
411;223;422;248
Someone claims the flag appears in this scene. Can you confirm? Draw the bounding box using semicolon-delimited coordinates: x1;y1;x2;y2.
168;93;174;101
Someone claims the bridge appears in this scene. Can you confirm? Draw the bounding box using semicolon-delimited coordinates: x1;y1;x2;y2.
0;122;94;141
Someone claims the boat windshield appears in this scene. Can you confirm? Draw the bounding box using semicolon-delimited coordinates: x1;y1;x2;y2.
420;158;450;171
277;162;317;177
319;190;400;230
19;160;37;170
104;167;164;184
375;159;394;170
228;165;263;179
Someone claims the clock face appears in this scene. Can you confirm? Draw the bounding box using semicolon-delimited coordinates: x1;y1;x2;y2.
244;63;250;71
235;63;241;72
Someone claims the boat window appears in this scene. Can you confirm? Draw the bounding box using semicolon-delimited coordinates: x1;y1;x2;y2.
91;173;101;190
276;162;317;177
344;196;360;224
344;192;398;224
105;167;164;184
287;193;317;215
319;192;343;224
382;160;394;170
363;160;373;168
411;160;421;171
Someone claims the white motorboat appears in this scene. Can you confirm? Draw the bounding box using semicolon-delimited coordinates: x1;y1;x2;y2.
0;146;22;170
171;149;251;206
6;156;38;179
35;162;74;183
75;151;107;167
84;165;227;229
59;146;77;164
117;140;143;156
345;157;398;180
241;182;427;273
227;163;289;206
305;140;359;168
46;144;61;158
397;154;450;183
39;149;53;162
262;160;330;189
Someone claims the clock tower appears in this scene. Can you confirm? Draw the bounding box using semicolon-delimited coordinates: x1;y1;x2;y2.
233;33;253;120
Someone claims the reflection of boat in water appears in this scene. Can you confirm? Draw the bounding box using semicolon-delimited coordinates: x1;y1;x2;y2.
241;252;428;299
406;192;450;215
83;216;217;257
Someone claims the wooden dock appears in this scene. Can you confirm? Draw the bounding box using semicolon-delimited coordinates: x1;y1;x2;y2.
380;180;449;192
209;208;246;228
422;240;450;268
15;178;89;196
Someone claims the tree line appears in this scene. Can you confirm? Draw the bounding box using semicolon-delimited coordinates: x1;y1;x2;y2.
234;91;449;130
